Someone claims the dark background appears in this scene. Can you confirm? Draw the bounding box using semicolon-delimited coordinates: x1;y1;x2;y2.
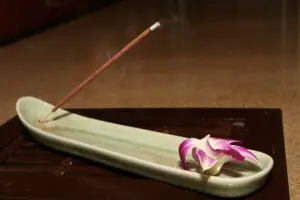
0;0;120;46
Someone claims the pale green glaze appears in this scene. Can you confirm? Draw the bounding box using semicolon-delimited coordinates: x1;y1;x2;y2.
16;96;274;198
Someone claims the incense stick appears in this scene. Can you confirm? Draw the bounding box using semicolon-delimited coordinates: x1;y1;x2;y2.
39;22;161;122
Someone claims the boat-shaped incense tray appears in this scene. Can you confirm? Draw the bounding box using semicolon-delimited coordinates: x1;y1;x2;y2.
16;96;273;198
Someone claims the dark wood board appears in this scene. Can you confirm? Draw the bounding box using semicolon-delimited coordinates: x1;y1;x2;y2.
0;108;289;199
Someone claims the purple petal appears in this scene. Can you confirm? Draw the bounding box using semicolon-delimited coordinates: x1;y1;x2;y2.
196;149;218;171
198;135;219;156
209;137;241;146
231;145;262;168
179;138;197;169
192;148;199;162
179;138;194;148
210;141;232;151
228;148;245;162
207;138;244;162
231;145;258;162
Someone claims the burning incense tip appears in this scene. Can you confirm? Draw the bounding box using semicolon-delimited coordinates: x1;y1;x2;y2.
37;112;53;124
150;22;161;31
37;119;48;124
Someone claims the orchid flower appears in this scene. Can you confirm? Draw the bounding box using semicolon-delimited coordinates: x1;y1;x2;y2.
179;134;262;175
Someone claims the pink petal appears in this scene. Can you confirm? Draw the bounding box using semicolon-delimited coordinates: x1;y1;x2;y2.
196;149;218;171
197;135;219;156
179;138;197;169
231;145;262;168
209;137;241;146
207;139;245;162
192;148;199;162
210;140;232;151
227;148;245;162
231;145;258;161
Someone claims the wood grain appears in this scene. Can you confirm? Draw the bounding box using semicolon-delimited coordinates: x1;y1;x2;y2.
0;108;289;199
